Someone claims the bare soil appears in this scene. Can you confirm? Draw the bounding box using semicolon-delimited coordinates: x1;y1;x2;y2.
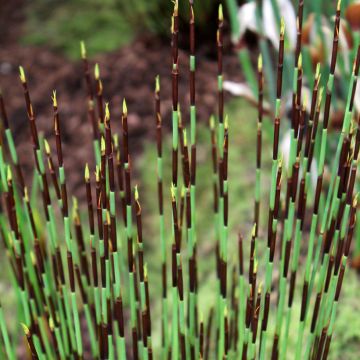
0;32;242;198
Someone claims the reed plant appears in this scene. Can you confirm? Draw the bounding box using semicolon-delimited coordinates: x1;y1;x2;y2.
225;0;359;112
0;1;359;359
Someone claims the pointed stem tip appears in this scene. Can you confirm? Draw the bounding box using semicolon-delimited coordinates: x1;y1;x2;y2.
218;4;224;22
94;63;100;80
155;75;160;93
44;139;51;155
19;66;26;83
280;18;285;37
297;53;302;69
123;99;128;116
105;102;110;122
85;163;90;181
337;0;342;11
52;90;57;108
134;185;139;201
80;41;86;59
258;54;263;71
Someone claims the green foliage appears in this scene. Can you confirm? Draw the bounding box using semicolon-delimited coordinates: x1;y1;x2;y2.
22;0;218;58
23;0;134;59
0;2;358;359
139;98;360;358
139;98;272;291
329;269;360;360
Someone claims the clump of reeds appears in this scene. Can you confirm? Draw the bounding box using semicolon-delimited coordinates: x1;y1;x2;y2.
232;0;359;106
0;1;359;359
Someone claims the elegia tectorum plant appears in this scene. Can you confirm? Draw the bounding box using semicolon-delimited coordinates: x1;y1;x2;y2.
0;1;359;359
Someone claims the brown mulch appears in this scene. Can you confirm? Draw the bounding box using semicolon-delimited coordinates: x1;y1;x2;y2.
0;34;243;198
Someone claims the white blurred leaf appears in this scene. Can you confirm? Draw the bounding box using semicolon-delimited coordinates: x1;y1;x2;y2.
223;81;255;98
235;0;296;49
224;80;271;112
236;2;258;41
263;0;296;49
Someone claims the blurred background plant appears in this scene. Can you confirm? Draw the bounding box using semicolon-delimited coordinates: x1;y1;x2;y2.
224;0;360;114
224;0;360;260
1;0;360;358
22;0;220;58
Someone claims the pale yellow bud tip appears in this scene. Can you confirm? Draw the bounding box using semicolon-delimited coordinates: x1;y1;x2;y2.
113;134;118;148
80;41;86;59
251;223;257;237
337;0;341;11
30;251;35;264
280;18;285;36
24;187;29;202
52;90;57;107
7;166;12;182
353;193;359;207
144;263;148;279
19;66;26;83
183;129;187;147
85;163;90;181
209;115;215;129
297;53;302;69
302;93;307;110
171;16;175;34
101;137;106;152
190;6;195;20
94;63;100;80
44;139;50;155
134;185;139;201
155;75;160;93
174;0;179;14
224;114;229;130
122;98;128;115
20;323;30;335
219;4;224;22
73;196;78;211
105;103;110;121
258;54;263;71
